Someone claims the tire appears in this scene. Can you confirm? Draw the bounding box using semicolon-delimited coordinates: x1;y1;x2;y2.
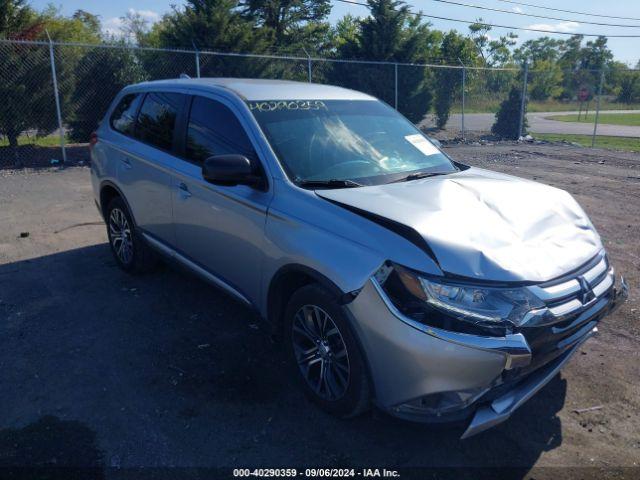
105;196;157;273
284;283;370;417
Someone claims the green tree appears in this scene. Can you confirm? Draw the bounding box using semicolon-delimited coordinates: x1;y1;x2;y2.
157;0;264;51
358;0;408;59
528;59;563;101
38;4;101;43
513;37;562;64
0;0;34;34
241;0;332;53
43;7;103;93
616;69;640;103
556;35;587;99
492;84;527;139
0;1;51;164
433;31;475;128
328;0;440;122
603;60;627;98
557;35;583;71
579;36;613;71
553;35;614;101
118;9;153;45
329;14;360;52
468;19;516;67
513;37;565;101
69;44;148;142
152;0;271;77
1;3;106;164
71;9;101;36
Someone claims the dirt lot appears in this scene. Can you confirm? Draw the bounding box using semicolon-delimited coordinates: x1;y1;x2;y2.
0;143;639;478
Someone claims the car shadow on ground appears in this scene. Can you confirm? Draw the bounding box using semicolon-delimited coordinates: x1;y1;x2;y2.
0;244;566;475
0;416;105;479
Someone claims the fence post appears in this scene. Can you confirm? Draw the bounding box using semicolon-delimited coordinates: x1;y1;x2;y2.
591;68;605;148
458;58;466;140
46;31;67;166
394;63;398;110
303;47;312;82
192;41;200;78
518;61;529;140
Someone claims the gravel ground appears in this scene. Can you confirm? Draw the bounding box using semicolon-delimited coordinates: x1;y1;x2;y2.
0;143;638;479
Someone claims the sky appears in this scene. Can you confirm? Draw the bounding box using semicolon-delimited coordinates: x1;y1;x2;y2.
31;0;640;66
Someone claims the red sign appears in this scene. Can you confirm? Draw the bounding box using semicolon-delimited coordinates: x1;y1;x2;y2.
578;85;589;102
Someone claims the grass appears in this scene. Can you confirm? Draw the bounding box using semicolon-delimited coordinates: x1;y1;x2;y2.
451;99;640;114
0;134;66;148
534;133;640;152
545;112;640;126
529;99;640;113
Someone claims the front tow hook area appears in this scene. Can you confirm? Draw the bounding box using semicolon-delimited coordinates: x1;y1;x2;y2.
610;276;629;315
461;327;598;439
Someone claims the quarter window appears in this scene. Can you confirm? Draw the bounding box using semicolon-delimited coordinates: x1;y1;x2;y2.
110;94;142;136
186;96;256;164
135;92;183;151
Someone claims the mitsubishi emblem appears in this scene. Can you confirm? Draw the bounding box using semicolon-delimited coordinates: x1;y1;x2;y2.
578;276;595;304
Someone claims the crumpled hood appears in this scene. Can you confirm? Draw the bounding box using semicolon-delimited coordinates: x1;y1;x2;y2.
316;167;602;283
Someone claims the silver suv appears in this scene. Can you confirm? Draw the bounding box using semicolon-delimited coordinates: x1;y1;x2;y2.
91;78;627;438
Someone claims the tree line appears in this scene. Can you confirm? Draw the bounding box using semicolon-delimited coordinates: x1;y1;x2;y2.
1;0;639;150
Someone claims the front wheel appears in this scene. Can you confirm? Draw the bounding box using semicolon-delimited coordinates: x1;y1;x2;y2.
284;284;370;417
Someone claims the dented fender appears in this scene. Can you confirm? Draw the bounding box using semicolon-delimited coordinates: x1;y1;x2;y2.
259;178;442;318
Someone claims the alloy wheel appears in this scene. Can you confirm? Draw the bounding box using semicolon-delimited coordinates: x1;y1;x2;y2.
292;305;350;401
109;207;134;265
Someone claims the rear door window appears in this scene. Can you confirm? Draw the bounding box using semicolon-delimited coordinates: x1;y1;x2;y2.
135;92;184;151
185;96;256;164
110;93;143;136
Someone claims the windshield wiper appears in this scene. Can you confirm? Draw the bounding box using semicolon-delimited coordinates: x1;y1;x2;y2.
297;179;364;189
390;171;448;183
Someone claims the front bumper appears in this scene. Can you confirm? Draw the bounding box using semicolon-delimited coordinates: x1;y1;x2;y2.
462;275;628;438
346;275;628;438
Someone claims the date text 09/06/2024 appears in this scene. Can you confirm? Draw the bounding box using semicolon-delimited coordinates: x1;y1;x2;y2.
232;468;400;478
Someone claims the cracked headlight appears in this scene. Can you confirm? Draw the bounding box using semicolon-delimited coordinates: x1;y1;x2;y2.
375;263;545;336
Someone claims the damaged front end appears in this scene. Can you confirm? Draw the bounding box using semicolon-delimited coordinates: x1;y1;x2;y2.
306;163;627;437
348;252;628;438
316;166;604;284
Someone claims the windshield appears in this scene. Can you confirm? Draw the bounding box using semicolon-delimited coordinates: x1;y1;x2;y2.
248;99;456;186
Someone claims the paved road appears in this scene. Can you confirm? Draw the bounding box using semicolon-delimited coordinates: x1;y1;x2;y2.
423;110;640;138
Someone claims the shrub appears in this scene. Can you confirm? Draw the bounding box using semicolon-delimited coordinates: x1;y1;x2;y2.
491;85;527;139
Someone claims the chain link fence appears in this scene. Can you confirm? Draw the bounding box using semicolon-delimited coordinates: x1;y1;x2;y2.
0;40;61;166
1;39;639;168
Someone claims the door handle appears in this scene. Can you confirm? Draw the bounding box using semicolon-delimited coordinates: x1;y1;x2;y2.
121;157;132;170
178;182;192;199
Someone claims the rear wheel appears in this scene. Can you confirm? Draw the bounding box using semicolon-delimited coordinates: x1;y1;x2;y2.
105;196;156;273
285;284;370;417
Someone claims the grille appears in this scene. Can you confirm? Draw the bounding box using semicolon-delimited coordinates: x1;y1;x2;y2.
506;252;614;380
528;254;611;317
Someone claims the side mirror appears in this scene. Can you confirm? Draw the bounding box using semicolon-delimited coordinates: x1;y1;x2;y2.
202;154;262;188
